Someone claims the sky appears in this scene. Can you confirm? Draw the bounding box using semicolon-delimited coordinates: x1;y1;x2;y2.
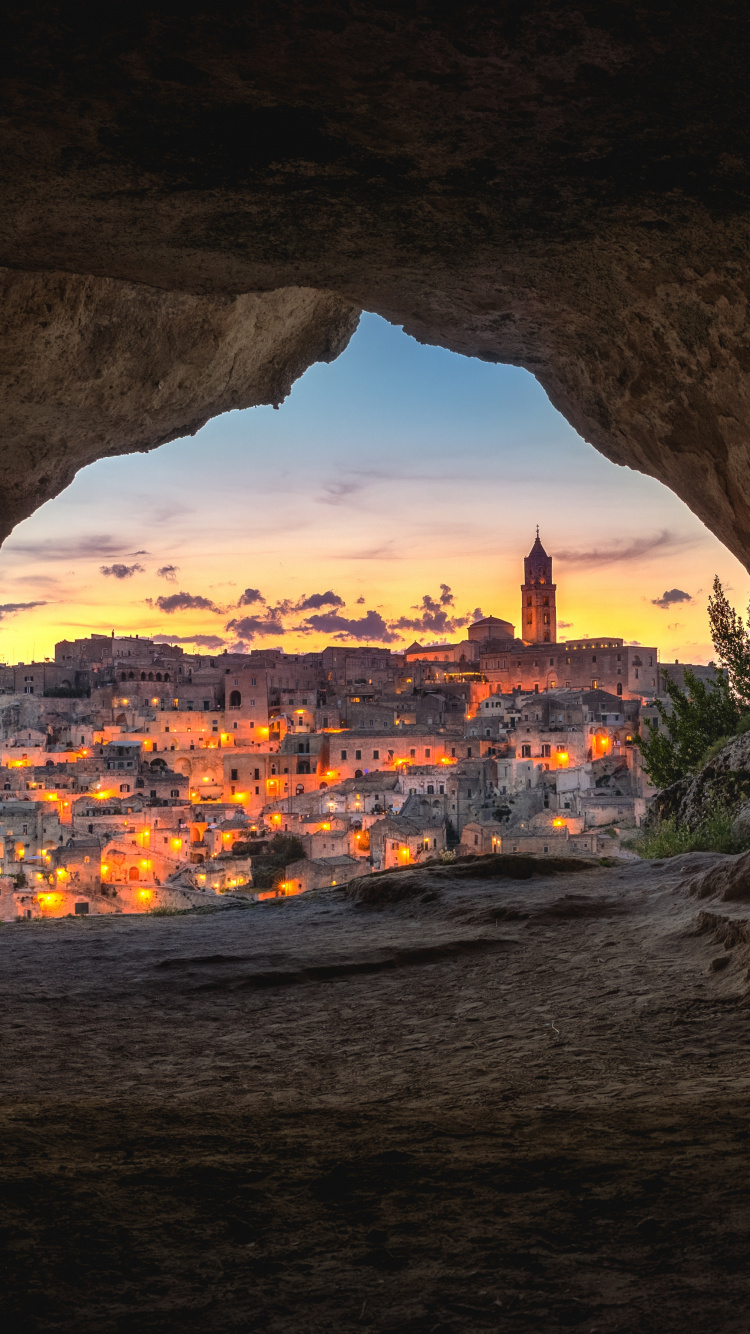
0;311;746;666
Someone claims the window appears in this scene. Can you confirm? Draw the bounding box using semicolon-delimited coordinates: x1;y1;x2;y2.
171;788;179;797
373;749;379;760
229;690;241;707
425;748;431;758
150;789;157;798
254;768;259;780
521;744;531;757
355;750;361;760
120;783;130;792
231;768;238;781
542;744;550;757
341;750;347;760
617;682;623;696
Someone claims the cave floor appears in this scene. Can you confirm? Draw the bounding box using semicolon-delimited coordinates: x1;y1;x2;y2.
2;855;750;1333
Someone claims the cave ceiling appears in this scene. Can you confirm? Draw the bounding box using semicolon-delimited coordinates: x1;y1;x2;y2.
3;3;750;561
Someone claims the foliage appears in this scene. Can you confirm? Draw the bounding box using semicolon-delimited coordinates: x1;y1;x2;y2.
251;833;306;889
708;576;750;706
637;666;742;787
625;806;750;859
445;817;460;848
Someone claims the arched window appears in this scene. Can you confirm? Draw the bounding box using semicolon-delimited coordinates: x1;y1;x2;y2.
128;865;139;881
617;682;623;696
164;672;170;682
148;672;154;681
128;672;134;680
119;673;126;682
141;672;146;680
229;690;241;707
296;784;304;795
355;769;363;778
155;673;162;682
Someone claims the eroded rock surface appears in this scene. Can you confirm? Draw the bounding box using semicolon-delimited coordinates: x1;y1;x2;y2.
2;857;750;1330
0;271;357;540
2;6;750;550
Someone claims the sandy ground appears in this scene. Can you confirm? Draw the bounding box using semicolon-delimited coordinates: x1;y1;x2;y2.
2;854;750;1333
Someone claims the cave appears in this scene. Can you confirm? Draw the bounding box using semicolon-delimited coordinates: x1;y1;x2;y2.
3;6;750;1332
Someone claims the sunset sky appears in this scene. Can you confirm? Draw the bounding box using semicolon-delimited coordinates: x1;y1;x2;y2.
0;312;746;665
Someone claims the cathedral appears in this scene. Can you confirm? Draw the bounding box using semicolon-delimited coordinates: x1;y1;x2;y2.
406;530;659;702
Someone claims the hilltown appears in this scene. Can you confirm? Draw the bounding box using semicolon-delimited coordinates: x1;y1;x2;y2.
0;535;712;920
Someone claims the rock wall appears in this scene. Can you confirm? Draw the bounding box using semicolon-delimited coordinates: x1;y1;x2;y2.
3;5;750;558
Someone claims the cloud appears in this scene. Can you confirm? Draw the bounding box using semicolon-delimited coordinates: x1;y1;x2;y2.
317;480;364;506
300;609;400;643
356;596;365;604
236;588;266;607
152;633;227;648
389;586;483;637
157;565;179;582
667;622;684;631
295;591;345;611
151;591;222;614
4;535;147;562
556;530;691;567
336;541;402;560
558;620;574;629
225;612;286;640
0;600;47;620
100;562;145;579
651;588;692;609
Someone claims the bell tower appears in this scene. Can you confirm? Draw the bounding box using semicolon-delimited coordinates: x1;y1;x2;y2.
521;528;556;644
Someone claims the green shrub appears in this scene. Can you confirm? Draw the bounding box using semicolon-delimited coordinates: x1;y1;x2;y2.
625;806;750;859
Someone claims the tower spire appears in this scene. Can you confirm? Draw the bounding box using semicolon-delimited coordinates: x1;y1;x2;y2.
521;532;556;644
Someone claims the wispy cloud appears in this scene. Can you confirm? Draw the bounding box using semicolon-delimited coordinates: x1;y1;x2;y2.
0;600;47;621
152;633;226;648
157;565;179;582
4;535;146;562
316;480;365;507
556;530;692;567
335;541;402;561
